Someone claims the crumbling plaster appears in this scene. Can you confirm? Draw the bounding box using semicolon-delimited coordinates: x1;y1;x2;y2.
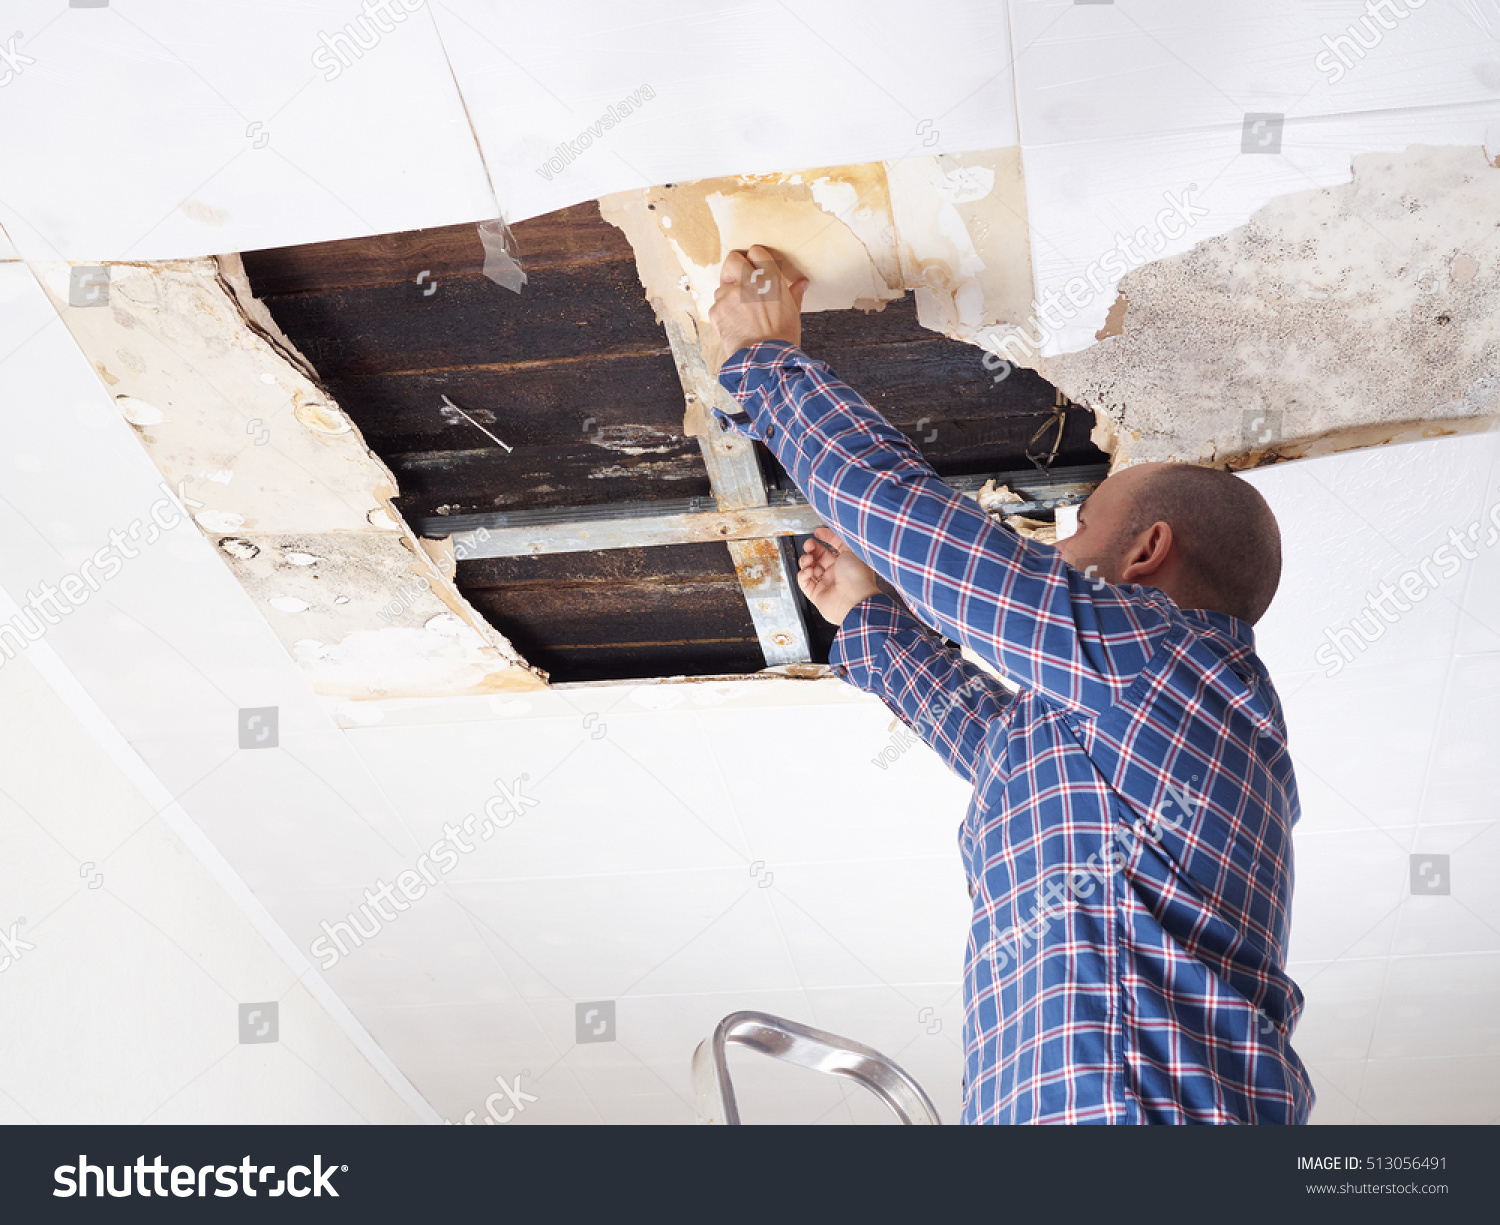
605;144;1500;473
35;258;544;700
1049;145;1500;468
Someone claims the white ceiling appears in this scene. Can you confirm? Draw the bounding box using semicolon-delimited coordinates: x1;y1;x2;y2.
2;1;1495;349
0;0;1497;1124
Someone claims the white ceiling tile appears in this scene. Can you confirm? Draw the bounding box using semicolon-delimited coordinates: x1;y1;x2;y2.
1303;1059;1366;1125
1288;955;1388;1065
1359;1054;1500;1124
1283;665;1449;831
1370;951;1500;1061
145;1044;372;1125
707;701;973;865
99;816;302;1002
241;886;516;1025
1394;823;1500;957
588;1093;698;1125
0;888;233;1122
1288;830;1407;963
355;1000;572;1123
1009;0;1498;149
1422;656;1500;824
128;734;416;894
352;712;750;881
1250;441;1492;683
0;0;494;260
766;859;970;990
447;871;799;1003
432;0;1018;223
1457;464;1500;652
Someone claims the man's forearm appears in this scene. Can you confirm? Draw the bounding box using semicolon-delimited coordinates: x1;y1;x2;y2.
832;593;1011;784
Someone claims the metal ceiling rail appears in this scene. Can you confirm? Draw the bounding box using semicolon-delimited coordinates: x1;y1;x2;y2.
419;463;1108;559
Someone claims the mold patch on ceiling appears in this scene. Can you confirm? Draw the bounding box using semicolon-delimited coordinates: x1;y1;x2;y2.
1045;146;1500;467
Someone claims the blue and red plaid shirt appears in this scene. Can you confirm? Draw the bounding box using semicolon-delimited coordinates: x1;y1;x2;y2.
717;340;1313;1125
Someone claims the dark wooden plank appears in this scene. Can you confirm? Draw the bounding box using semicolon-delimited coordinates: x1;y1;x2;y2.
240;202;634;295
389;441;712;517
259;260;667;376
465;568;763;683
321;351;686;453
462;542;739;587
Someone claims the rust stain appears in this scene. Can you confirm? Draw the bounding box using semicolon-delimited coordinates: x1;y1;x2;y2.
1095;292;1129;341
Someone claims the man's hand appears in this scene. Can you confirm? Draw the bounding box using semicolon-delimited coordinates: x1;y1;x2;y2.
796;527;881;626
709;245;809;366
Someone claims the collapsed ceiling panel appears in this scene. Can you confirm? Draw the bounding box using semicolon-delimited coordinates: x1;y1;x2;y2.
34;258;543;700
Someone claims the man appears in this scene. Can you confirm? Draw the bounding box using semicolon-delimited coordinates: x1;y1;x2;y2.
709;245;1313;1125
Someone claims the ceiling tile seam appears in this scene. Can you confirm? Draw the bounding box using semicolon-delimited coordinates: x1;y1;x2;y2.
422;3;501;221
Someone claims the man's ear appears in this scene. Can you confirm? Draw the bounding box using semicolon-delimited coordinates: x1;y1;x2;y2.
1117;521;1173;585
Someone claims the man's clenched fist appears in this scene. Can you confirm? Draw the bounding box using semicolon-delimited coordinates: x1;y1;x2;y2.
709;245;809;368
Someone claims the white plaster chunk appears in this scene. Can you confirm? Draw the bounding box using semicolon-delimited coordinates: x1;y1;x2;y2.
194;510;245;533
115;395;165;426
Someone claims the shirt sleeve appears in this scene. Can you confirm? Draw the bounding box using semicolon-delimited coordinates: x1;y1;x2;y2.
831;592;1012;786
717;340;1173;717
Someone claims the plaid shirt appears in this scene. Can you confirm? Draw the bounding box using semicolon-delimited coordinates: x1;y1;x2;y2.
718;340;1313;1125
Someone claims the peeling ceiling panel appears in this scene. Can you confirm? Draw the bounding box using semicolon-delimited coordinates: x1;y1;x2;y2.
34;258;543;699
0;1;495;261
1046;146;1500;466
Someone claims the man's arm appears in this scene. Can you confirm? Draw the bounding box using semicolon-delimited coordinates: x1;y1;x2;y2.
798;528;1011;784
710;249;1169;716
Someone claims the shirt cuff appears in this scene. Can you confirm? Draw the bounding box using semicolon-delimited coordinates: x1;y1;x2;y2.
713;339;806;440
828;592;909;684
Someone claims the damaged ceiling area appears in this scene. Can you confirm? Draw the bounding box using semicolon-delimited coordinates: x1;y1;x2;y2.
237;175;1105;685
46;144;1499;695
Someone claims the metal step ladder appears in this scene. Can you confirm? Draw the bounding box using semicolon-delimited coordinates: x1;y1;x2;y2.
690;1010;941;1125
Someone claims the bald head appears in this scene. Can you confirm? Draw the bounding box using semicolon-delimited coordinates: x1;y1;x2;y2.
1058;462;1282;625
